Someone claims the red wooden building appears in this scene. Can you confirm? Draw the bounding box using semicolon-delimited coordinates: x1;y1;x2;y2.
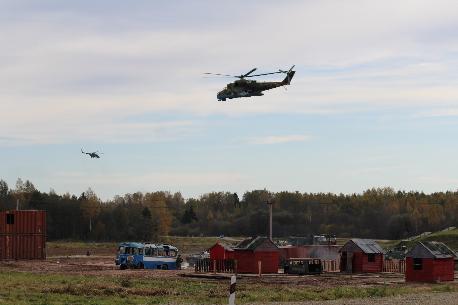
0;210;46;260
209;241;235;260
405;241;456;282
234;236;279;274
340;239;384;273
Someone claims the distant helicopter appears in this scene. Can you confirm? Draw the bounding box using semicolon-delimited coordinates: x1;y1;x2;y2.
205;65;295;101
81;149;103;159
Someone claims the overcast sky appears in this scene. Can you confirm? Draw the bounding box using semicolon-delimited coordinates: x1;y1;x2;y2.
1;1;458;200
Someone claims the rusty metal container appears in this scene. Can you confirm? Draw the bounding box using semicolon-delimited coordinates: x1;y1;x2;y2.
0;210;46;260
0;210;46;234
0;234;46;259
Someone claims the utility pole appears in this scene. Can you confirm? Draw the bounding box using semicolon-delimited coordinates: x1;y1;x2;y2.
266;199;273;241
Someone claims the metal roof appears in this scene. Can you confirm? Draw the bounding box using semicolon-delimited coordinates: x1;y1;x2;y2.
210;241;234;251
350;239;384;254
406;241;457;259
235;236;276;250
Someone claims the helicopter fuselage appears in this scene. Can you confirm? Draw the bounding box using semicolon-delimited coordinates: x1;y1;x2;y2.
217;71;295;101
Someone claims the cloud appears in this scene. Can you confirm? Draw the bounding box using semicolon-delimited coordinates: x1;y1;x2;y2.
0;118;199;146
248;134;311;145
412;108;458;118
1;1;458;145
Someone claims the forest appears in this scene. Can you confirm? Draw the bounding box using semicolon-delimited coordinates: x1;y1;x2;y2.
0;178;456;241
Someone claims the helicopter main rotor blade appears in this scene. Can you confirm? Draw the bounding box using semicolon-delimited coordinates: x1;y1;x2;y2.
203;72;237;77
279;65;296;73
242;68;257;78
245;71;284;77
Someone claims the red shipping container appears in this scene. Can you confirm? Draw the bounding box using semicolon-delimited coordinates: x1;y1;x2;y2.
0;210;46;260
0;234;46;260
0;210;46;234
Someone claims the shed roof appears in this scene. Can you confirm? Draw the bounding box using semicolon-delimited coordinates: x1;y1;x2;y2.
235;236;277;251
209;241;234;252
341;239;384;254
406;241;457;259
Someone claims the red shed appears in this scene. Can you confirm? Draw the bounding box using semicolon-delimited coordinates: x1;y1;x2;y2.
209;241;235;260
0;210;46;260
234;236;279;274
340;239;384;273
405;241;456;283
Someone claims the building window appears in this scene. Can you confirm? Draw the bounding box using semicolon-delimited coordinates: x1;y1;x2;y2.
413;258;423;270
367;253;375;262
6;214;14;225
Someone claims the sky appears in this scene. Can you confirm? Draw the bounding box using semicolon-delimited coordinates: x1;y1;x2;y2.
1;0;458;200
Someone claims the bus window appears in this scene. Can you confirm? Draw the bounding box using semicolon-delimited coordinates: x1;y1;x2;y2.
139;248;143;255
145;247;151;256
118;246;125;254
170;250;177;257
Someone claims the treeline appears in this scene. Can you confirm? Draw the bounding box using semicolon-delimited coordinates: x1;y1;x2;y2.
0;178;457;241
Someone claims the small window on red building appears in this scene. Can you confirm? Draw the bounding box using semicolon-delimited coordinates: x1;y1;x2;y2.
367;253;375;262
413;258;423;270
6;213;14;225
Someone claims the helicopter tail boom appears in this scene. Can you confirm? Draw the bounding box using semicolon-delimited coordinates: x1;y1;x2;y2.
282;70;295;85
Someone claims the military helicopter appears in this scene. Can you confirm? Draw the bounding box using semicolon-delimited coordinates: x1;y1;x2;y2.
205;65;295;101
81;148;103;159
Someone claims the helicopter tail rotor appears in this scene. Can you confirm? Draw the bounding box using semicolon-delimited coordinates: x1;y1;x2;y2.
281;67;295;85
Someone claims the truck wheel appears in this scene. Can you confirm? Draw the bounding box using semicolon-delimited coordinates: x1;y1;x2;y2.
162;264;168;270
120;264;127;270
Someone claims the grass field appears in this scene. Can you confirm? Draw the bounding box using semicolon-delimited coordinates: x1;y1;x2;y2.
1;270;457;305
2;237;458;305
416;228;458;250
381;228;458;251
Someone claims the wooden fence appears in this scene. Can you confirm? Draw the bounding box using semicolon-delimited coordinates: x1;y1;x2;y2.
383;259;406;273
321;259;339;272
195;258;236;273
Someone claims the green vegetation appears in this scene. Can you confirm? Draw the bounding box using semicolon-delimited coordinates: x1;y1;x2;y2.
0;271;456;305
420;228;458;250
1;179;457;242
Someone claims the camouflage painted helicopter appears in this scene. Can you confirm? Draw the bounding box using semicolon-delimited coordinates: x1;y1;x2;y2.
205;65;295;101
81;148;103;159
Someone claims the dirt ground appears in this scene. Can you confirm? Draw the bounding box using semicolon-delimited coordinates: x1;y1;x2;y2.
1;255;457;305
0;255;424;286
254;292;458;305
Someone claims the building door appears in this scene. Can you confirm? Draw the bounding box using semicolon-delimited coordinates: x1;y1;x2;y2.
341;252;347;271
347;252;353;273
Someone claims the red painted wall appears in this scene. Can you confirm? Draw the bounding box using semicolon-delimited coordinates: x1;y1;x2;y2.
406;257;454;282
234;250;279;273
209;243;234;260
352;252;383;273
